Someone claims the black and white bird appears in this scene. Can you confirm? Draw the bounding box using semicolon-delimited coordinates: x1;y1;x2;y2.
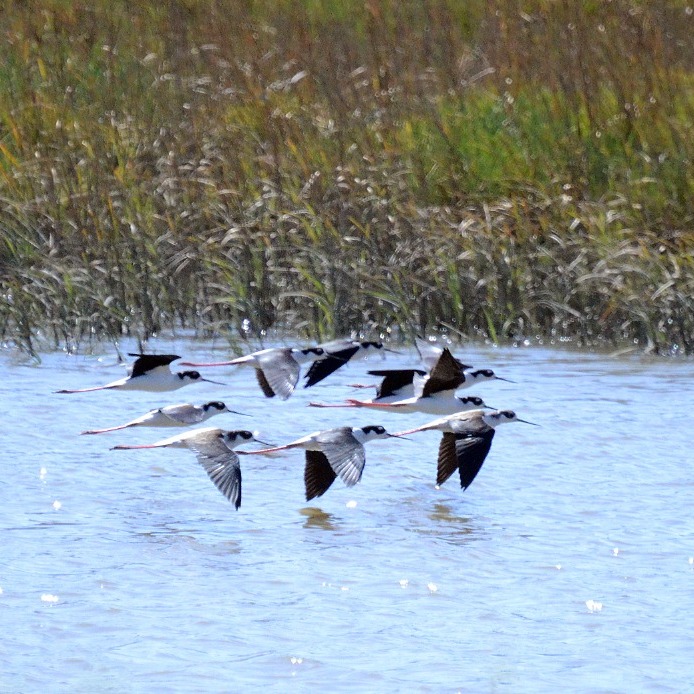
302;339;399;388
55;354;225;394
111;428;269;510
180;346;327;400
310;394;494;416
395;409;537;491
310;348;509;414
240;425;405;501
341;340;472;401
81;401;247;435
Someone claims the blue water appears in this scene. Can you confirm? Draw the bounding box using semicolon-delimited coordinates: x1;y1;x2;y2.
2;340;692;692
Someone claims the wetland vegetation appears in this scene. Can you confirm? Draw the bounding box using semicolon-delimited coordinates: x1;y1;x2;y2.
1;1;693;354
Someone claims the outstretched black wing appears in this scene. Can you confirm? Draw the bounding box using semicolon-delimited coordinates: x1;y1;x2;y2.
304;450;338;501
303;346;359;388
437;427;495;490
419;349;466;398
367;369;426;399
128;354;181;378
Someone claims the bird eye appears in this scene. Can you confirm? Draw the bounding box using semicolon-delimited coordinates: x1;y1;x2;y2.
243;431;253;439
376;426;385;433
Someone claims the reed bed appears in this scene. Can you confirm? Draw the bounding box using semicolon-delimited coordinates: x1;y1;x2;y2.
1;0;692;355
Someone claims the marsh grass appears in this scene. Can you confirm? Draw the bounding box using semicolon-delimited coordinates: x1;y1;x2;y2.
1;0;692;354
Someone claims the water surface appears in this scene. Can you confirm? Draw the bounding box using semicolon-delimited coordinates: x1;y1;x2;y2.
2;341;692;692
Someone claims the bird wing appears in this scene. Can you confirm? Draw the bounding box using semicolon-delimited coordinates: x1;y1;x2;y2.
368;369;425;399
159;404;203;424
304;450;338;500
128;354;181;378
303;346;359;388
187;431;242;509
418;348;465;397
317;338;354;351
437;428;495;490
255;349;299;400
316;429;366;487
415;338;472;371
255;369;276;398
415;337;444;370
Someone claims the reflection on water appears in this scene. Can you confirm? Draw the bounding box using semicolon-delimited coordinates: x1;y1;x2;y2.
2;341;693;691
299;507;338;531
405;502;487;545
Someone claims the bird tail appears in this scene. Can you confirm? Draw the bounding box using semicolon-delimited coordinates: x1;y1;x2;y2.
343;399;400;409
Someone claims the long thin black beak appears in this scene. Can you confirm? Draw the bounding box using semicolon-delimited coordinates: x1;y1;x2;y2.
496;377;516;383
384;347;403;354
228;409;251;416
202;377;228;386
518;418;540;426
388;433;412;441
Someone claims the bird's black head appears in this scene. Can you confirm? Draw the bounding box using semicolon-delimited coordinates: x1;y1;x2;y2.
362;425;386;435
472;369;495;378
205;401;227;411
302;347;325;356
361;341;383;349
224;430;255;442
179;370;202;380
460;396;485;407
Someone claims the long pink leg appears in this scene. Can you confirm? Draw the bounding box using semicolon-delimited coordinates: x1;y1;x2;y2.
238;443;298;456
111;442;171;450
55;384;115;394
343;399;406;409
391;425;432;436
81;423;134;435
308;401;357;408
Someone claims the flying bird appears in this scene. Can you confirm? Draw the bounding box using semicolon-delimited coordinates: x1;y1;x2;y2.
81;401;247;435
240;425;406;501
309;348;509;413
111;428;269;510
55;354;225;394
302;339;399;388
395;409;537;491
180;346;327;400
309;394;494;416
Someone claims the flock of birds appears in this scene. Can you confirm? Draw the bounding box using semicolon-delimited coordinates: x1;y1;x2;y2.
56;338;535;511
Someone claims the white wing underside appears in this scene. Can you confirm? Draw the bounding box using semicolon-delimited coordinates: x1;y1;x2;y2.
256;350;300;400
186;430;242;508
